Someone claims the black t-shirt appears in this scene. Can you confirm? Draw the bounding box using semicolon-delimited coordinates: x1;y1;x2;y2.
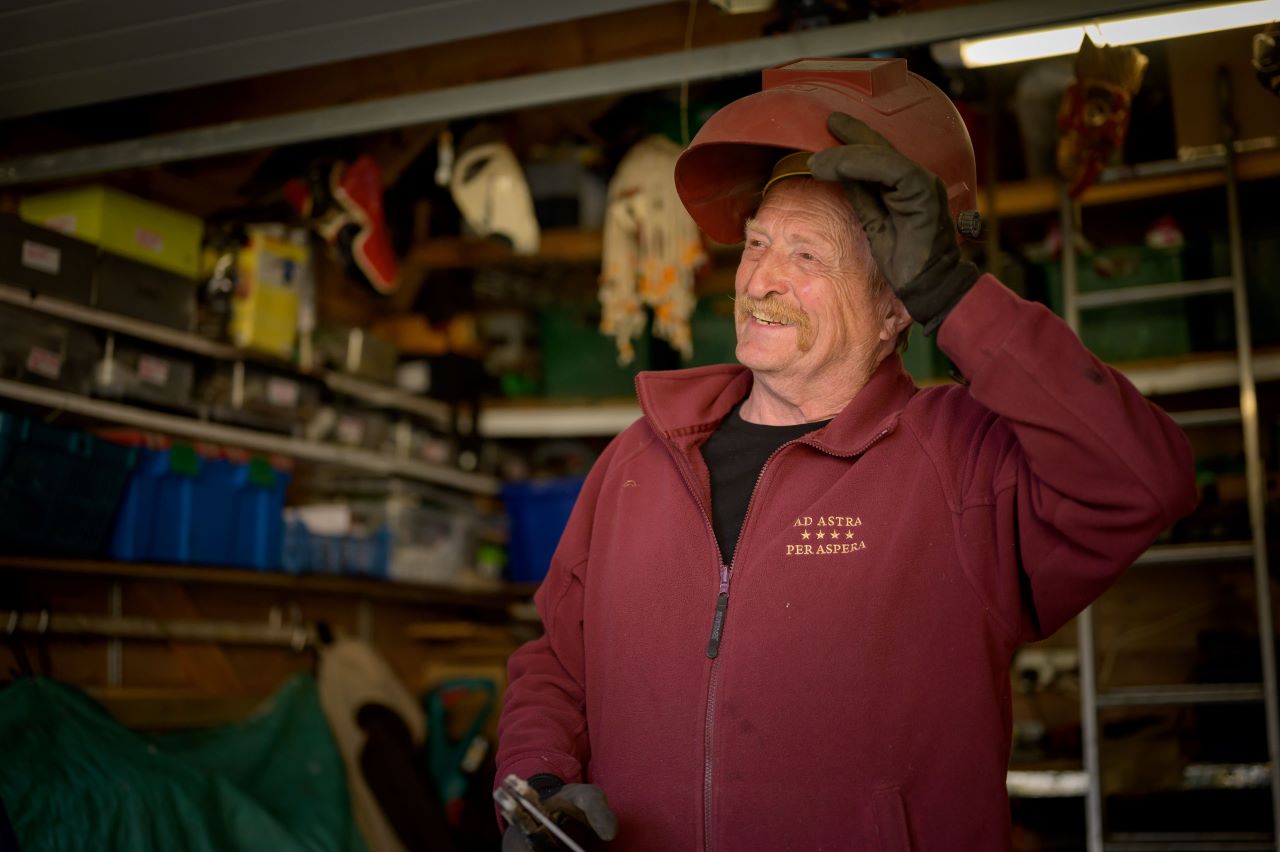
700;402;832;565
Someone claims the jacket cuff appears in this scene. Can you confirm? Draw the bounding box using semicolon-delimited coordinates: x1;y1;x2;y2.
934;273;1026;376
528;774;566;800
497;754;583;790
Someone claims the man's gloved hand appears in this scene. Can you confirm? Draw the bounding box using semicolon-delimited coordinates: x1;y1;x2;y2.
808;111;980;335
502;777;618;851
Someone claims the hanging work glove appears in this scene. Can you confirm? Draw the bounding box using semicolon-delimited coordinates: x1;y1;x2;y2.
502;776;618;851
808;112;980;335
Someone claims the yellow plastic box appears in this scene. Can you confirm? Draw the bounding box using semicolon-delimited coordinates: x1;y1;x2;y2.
20;185;203;279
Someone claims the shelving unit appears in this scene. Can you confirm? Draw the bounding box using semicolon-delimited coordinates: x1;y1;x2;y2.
0;282;452;426
0;555;535;612
0;377;499;493
1059;98;1280;850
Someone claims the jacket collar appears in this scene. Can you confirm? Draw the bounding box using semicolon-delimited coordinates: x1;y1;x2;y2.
636;354;917;454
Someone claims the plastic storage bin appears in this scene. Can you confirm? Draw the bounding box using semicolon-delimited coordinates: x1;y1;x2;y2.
109;442;289;569
93;341;196;409
501;476;585;583
281;516;391;579
20;185;203;279
93;252;197;331
0;412;138;556
0;303;101;394
0;214;97;304
539;307;648;398
899;324;950;382
685;295;738;368
381;502;477;586
1039;246;1191;362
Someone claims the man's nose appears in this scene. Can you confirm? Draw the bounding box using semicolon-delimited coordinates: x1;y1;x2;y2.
742;248;790;300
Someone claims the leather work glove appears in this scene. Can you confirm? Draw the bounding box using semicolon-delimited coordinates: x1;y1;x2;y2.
502;777;618;851
808;112;981;335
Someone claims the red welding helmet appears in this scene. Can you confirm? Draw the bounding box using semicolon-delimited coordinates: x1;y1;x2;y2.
675;58;979;244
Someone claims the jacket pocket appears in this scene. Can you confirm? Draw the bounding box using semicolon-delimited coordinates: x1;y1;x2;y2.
872;787;913;852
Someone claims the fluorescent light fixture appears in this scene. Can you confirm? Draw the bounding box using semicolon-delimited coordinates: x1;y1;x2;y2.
949;0;1280;67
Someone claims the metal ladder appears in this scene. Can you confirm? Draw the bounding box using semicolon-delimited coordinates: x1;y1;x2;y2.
1063;72;1280;852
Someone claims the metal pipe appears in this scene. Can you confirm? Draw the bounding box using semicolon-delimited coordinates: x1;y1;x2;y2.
0;0;1187;185
1063;183;1105;852
3;610;314;650
1219;67;1280;846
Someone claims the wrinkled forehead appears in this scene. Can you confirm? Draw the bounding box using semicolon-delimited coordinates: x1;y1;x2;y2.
750;178;858;244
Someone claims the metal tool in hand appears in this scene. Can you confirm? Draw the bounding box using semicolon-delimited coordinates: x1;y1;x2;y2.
493;774;588;852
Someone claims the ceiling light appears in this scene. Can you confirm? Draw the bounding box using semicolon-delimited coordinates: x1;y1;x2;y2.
937;1;1280;68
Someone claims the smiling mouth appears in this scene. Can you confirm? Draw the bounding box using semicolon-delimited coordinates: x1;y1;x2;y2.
752;314;791;326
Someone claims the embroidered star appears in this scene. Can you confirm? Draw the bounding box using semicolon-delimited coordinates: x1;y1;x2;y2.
800;531;810;540
816;531;826;539
845;531;854;539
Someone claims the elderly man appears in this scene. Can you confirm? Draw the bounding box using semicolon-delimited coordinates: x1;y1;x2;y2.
496;58;1196;851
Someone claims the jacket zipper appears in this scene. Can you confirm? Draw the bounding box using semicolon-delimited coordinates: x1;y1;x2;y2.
670;424;893;852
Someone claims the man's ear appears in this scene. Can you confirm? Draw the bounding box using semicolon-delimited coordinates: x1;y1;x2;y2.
880;296;912;341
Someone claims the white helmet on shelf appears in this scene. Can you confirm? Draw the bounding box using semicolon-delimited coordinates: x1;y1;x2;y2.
449;140;540;255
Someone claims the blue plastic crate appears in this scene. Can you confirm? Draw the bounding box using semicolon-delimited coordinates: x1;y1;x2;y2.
110;445;288;569
281;519;390;578
225;457;289;570
501;476;585;583
0;411;137;556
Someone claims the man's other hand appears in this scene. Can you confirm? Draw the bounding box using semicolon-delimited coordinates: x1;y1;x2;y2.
808;111;980;335
502;783;618;851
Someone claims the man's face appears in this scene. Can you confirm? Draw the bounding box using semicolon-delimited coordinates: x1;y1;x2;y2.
734;179;890;383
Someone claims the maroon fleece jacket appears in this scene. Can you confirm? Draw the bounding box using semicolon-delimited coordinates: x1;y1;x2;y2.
497;275;1197;851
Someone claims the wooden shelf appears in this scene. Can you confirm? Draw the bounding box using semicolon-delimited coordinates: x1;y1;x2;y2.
979;148;1280;220
0;555;537;612
407;228;604;269
406;150;1280;271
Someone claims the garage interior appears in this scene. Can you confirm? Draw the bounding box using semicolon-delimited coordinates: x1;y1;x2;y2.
1;1;1279;849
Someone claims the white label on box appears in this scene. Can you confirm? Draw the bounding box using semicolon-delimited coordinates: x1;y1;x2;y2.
136;354;171;386
20;240;61;275
266;377;300;408
26;347;62;380
336;415;364;445
134;228;164;253
44;214;76;235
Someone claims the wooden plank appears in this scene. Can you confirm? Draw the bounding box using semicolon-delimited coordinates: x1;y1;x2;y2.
128;582;243;695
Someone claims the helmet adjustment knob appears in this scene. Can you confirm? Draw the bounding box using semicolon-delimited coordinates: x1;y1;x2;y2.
956;209;982;239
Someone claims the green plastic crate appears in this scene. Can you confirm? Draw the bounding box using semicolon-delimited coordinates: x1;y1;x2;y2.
1040;247;1191;363
900;324;951;381
685;295;738;368
0;411;138;555
539;307;650;399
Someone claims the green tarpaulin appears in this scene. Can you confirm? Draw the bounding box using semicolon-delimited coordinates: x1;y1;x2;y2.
0;675;367;852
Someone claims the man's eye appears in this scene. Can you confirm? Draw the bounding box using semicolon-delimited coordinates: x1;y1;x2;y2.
797;251;818;262
747;238;767;249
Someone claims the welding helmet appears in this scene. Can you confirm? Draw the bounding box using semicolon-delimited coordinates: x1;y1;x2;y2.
674;58;980;243
450;140;540;254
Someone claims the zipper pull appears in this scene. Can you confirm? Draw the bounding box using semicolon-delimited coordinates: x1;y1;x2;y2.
706;566;730;659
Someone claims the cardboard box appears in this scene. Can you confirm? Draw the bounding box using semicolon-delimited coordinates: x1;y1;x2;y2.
20;186;203;279
0;214;97;304
1168;28;1280;158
